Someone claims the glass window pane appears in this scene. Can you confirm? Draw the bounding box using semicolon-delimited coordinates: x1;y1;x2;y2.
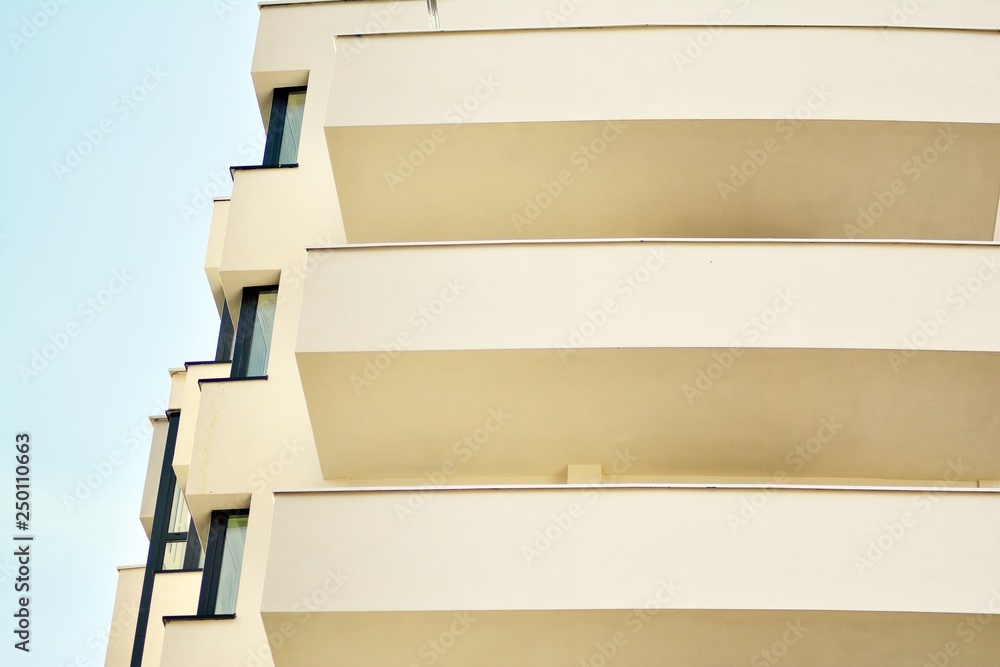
246;291;277;377
216;301;235;363
162;541;187;571
277;91;305;165
167;482;191;534
213;515;248;615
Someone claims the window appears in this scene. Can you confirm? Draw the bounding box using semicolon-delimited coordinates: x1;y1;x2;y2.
214;300;235;364
132;411;203;667
158;475;202;572
262;87;306;166
231;286;278;378
198;509;249;616
160;481;190;569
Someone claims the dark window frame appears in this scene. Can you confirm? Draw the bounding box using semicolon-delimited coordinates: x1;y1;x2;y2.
184;519;203;569
131;411;204;667
230;285;278;379
155;475;202;573
197;509;250;617
214;300;235;364
262;86;306;167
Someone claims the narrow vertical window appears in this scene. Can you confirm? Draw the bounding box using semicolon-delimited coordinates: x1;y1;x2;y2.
277;91;305;164
214;300;235;363
263;87;306;166
247;290;277;376
231;286;278;379
198;510;249;616
158;478;200;571
213;514;248;614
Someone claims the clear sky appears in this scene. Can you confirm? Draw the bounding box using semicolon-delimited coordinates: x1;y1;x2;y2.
0;1;263;664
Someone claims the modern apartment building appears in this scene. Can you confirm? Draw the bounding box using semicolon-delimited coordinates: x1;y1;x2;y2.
105;1;1000;665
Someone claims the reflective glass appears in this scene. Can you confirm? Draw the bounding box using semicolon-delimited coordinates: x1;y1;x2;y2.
246;291;277;377
167;482;190;534
161;541;187;571
278;92;305;165
213;515;248;615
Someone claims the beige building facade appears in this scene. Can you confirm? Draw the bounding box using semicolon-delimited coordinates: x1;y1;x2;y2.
107;1;1000;665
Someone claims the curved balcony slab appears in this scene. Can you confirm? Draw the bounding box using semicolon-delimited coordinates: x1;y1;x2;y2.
296;241;1000;482
327;26;1000;242
260;486;1000;666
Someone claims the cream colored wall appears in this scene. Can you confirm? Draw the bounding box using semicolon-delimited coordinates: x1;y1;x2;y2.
251;1;429;120
328;120;1000;243
293;240;1000;482
258;0;1000;32
322;25;1000;242
299;347;1000;483
436;0;1000;31
219;0;432;292
139;417;167;537
328;28;1000;127
253;1;429;72
185;251;343;539
186;366;330;538
371;120;1000;241
149;3;1000;666
263;607;1000;667
263;486;1000;614
166;368;185;411
171;362;231;492
104;566;143;667
205;198;229;311
160;492;276;667
298;241;1000;353
161;617;268;667
142;571;201;667
221;167;340;297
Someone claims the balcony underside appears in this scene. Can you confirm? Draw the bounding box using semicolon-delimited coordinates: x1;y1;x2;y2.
262;608;1000;667
296;242;1000;483
172;362;230;494
298;347;1000;482
329;119;1000;242
261;487;1000;666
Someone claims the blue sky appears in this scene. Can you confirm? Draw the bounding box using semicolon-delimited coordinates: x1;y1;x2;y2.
0;1;262;664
